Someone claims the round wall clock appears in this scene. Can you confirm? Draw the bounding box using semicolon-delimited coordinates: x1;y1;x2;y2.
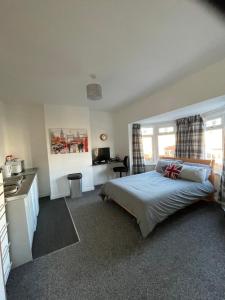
100;133;108;141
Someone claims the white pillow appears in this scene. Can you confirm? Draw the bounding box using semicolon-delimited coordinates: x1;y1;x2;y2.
183;162;211;180
155;159;183;173
179;165;207;183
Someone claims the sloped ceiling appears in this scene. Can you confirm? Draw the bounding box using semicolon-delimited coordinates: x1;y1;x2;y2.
140;96;225;124
0;0;225;111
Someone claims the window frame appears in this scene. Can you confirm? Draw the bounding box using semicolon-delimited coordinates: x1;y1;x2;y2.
205;117;222;129
157;125;176;159
204;114;224;175
141;126;154;164
158;126;174;134
141;123;176;164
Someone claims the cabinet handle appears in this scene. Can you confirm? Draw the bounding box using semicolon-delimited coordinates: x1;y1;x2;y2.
0;226;8;243
0;203;6;212
0;222;8;240
0;206;6;220
4;261;12;283
2;242;10;263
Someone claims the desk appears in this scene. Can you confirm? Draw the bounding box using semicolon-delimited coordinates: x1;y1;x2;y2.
92;161;123;185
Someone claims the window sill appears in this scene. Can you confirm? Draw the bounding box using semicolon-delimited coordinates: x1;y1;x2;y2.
144;162;157;166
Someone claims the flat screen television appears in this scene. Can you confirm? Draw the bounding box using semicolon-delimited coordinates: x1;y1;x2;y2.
92;147;110;164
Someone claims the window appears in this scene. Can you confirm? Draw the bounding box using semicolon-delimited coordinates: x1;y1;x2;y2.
139;116;224;168
141;127;153;162
158;126;174;134
205;118;221;128
141;127;153;135
205;118;223;173
157;126;175;158
158;134;176;157
143;137;153;161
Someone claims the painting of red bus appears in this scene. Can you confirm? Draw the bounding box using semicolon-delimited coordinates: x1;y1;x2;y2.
49;128;88;154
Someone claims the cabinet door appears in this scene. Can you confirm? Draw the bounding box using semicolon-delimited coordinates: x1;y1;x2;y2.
30;188;37;230
93;165;108;185
0;173;7;299
29;187;38;234
24;176;39;248
32;175;39;216
24;193;35;247
0;250;6;300
0;173;4;208
0;193;4;209
0;172;3;185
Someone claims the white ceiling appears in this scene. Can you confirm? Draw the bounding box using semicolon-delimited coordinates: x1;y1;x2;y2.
0;0;225;111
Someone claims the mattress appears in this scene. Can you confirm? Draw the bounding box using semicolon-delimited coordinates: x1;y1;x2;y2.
100;171;215;238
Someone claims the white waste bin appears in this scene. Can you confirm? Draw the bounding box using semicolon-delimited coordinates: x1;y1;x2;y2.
67;173;82;198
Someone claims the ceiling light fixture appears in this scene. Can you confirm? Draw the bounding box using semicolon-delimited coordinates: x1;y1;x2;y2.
86;74;102;101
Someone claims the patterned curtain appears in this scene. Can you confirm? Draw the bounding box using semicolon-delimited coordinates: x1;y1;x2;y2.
132;124;145;174
175;115;204;159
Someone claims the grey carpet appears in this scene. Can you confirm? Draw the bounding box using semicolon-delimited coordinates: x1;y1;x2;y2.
6;187;225;300
32;197;79;259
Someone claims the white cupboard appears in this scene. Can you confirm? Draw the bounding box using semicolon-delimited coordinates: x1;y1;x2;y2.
0;170;9;300
6;173;39;268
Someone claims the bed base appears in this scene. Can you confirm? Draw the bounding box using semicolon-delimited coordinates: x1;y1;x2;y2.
103;195;137;218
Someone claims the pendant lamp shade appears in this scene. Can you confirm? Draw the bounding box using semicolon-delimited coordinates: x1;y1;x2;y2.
86;83;102;100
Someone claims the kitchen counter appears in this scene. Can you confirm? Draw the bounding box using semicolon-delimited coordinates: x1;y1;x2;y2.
5;168;38;201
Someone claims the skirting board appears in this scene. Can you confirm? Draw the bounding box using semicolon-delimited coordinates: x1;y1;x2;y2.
39;193;50;198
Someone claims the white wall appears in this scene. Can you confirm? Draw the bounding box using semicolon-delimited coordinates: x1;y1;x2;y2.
90;110;117;185
26;105;50;197
2;103;50;197
90;110;115;158
44;104;94;199
114;58;225;156
1;103;116;199
4;104;34;168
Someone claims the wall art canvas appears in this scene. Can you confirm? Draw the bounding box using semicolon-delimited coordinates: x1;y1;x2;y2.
49;128;88;154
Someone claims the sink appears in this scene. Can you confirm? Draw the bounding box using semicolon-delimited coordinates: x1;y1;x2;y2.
3;175;24;196
4;185;18;196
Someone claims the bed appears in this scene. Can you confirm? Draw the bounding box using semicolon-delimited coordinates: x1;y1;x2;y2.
100;158;215;238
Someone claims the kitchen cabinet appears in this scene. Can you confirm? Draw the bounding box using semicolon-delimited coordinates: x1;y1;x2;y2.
0;170;10;300
6;171;39;268
0;247;6;300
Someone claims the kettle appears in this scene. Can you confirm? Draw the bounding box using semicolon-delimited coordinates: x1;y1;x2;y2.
2;163;12;178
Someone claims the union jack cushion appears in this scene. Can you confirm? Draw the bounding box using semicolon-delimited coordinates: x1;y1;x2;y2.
164;163;182;179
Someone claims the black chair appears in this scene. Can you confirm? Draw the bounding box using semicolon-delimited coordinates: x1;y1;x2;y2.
113;156;129;177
